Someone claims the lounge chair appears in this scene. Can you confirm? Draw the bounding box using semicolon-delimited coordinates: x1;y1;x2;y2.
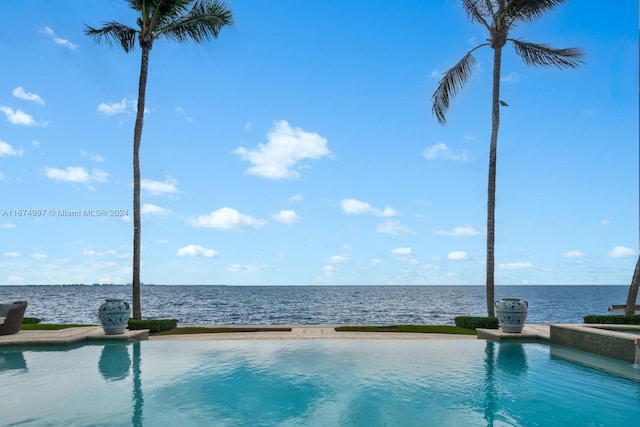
0;301;28;335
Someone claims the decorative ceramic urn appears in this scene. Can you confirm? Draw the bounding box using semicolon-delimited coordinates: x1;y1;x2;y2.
495;298;528;333
98;298;131;335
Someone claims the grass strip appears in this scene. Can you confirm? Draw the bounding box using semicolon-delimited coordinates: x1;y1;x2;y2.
152;326;293;336
20;324;97;330
335;325;477;335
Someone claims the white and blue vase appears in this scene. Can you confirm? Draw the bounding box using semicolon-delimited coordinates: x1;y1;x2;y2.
98;298;131;335
495;298;528;333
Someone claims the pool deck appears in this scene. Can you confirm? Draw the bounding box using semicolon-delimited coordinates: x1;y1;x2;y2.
0;324;551;346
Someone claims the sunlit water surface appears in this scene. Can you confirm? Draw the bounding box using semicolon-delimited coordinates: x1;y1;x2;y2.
1;340;639;426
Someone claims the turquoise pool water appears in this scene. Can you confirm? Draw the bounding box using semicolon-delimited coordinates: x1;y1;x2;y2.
1;340;639;426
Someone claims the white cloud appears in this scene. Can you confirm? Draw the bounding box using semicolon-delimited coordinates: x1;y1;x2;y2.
447;251;469;261
98;98;130;116
392;247;414;255
157;238;169;244
141;204;172;215
175;106;193;122
187;207;265;230
45;166;108;183
0;106;44;126
447;251;470;260
561;250;585;259
31;253;47;260
608;246;636;258
435;225;482;236
234;120;333;180
81;150;106;162
500;72;521;83
289;194;303;202
430;69;442;79
42;26;77;50
422;142;468;161
271;210;299;224
328;255;348;263
12;87;45;105
3;252;21;257
0;140;23;157
341;199;399;217
176;244;219;258
1;223;16;229
498;261;533;269
141;177;178;195
376;220;413;235
323;265;336;274
600;218;611;225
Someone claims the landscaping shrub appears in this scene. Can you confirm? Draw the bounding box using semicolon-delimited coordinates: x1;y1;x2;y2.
583;314;640;325
128;318;178;332
454;316;499;330
22;317;41;324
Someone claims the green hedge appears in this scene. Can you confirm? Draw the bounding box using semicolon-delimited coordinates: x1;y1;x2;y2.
128;318;178;332
22;317;41;324
454;316;499;330
583;314;640;325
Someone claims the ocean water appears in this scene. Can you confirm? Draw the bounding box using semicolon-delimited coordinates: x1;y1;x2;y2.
0;285;630;326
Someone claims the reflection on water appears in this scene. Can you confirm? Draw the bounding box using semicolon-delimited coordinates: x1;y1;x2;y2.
497;341;529;375
98;343;131;381
0;350;27;372
132;342;144;427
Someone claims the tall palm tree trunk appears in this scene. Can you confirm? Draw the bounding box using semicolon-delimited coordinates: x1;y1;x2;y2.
624;255;640;315
131;45;150;320
486;44;503;318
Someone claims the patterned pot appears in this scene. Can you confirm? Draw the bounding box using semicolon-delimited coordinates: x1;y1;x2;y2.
98;298;131;335
495;298;528;333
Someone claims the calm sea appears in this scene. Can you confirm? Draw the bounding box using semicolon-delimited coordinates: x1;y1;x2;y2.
0;285;630;326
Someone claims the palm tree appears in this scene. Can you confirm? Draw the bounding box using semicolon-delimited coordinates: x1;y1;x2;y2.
432;0;584;317
85;0;233;319
624;255;639;315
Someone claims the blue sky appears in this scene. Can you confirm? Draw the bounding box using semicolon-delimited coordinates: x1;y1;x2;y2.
0;0;638;286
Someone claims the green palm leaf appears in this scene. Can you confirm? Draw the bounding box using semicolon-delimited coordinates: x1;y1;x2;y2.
159;1;233;43
511;39;585;69
506;0;569;22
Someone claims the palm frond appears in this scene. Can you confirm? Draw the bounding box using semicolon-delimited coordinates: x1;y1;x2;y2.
511;39;585;69
432;49;484;125
157;0;233;43
84;22;138;52
461;0;492;29
506;0;568;23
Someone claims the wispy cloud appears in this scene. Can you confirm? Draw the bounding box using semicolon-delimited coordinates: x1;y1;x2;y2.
341;199;399;217
271;210;300;224
608;246;636;258
80;150;106;162
500;71;521;83
41;26;77;50
561;250;585;259
141;204;172;215
141;176;178;195
0;141;23;157
392;247;414;256
97;98;131;116
45;166;108;183
423;142;468;161
0;106;46;126
12;87;45;105
176;244;218;258
376;220;413;235
187;207;265;230
234;120;333;180
498;261;533;269
175;106;193;122
435;225;482;236
447;251;470;260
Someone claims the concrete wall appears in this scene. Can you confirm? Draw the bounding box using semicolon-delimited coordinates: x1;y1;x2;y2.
550;325;639;363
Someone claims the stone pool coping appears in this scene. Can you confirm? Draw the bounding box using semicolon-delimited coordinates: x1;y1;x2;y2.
0;324;552;346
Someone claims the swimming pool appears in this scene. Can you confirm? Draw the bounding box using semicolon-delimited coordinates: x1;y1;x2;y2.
1;340;639;426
